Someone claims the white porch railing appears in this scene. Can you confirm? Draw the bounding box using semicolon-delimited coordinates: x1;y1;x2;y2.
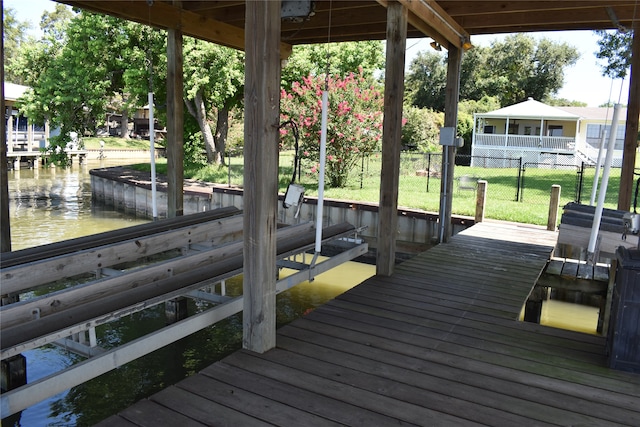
574;140;625;166
474;134;575;151
5;130;48;152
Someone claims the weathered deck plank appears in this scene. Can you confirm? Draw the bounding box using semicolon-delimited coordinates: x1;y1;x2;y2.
98;222;640;426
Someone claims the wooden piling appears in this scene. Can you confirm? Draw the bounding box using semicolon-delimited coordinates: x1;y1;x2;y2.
475;180;487;223
1;354;26;392
524;286;547;323
166;297;189;324
547;184;561;231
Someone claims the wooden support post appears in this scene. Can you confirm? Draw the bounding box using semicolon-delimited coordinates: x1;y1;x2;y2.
438;43;462;243
475;180;487;223
166;16;184;218
27;123;33;152
1;293;19;306
548;184;561;231
376;2;407;276
0;5;9;254
242;0;281;353
618;21;640;211
524;286;547;323
165;297;189;324
600;259;618;336
1;354;26;392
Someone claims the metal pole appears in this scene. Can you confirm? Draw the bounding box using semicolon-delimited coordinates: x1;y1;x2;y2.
315;90;328;254
589;128;607;206
588;104;622;261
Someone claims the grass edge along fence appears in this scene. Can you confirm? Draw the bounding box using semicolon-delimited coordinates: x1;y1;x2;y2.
142;151;626;228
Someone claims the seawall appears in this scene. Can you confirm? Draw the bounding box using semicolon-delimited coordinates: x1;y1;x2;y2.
90;166;474;257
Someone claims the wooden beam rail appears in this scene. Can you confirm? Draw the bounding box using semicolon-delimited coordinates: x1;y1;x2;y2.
1;206;240;268
0;227;368;418
1;208;243;295
1;222;358;359
0;222;314;330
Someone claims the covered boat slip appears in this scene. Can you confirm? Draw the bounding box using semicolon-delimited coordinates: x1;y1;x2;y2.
99;221;640;426
0;208;368;415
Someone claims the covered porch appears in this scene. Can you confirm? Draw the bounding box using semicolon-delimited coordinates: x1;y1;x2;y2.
471;98;582;166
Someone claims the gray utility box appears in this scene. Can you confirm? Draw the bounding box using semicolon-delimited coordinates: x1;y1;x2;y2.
607;247;640;372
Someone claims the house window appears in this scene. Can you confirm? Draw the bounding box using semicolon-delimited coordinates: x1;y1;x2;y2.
524;126;532;135
587;124;602;139
508;123;519;134
548;125;563;136
586;124;625;148
483;125;495;134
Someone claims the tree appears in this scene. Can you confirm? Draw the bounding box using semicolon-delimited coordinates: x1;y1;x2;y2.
406;34;579;109
40;4;74;43
405;51;447;111
16;11;159;165
280;71;384;188
3;7;32;84
183;39;245;165
594;29;633;79
545;98;587;107
401;106;443;152
282;41;384;89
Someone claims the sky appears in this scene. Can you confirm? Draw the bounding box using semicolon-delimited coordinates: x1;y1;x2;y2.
4;0;632;107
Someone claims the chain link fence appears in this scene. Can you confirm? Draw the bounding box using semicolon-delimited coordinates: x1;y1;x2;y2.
222;150;623;225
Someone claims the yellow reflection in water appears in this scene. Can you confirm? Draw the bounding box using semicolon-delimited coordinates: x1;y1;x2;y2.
279;254;376;296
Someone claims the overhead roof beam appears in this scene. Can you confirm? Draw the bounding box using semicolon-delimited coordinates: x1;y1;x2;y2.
62;1;292;58
440;1;638;17
456;4;640;33
397;0;470;49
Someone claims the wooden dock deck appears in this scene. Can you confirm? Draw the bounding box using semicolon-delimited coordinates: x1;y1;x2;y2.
98;222;640;426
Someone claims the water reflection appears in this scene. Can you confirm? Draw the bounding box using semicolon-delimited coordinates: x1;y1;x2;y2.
3;163;375;426
8;161;149;251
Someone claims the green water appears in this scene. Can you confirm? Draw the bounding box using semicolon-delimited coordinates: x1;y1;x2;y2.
3;162;375;426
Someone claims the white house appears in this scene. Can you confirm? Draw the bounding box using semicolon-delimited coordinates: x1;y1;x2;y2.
471;98;629;167
4;82;49;153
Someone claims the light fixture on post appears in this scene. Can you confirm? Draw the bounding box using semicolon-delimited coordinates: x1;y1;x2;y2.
430;41;442;51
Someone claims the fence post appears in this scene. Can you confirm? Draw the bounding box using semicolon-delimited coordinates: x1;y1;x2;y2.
426;152;431;192
475;180;487;223
577;161;585;204
516;157;523;201
547;184;561;231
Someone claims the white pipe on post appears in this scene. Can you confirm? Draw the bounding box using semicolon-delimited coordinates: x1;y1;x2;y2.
315;90;329;254
588;103;622;259
589;128;607;206
148;92;158;220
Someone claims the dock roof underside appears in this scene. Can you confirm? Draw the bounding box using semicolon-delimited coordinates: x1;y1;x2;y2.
62;1;640;52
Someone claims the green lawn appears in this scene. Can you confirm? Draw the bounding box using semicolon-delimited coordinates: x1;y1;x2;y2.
83;136;152;150
129;150;637;227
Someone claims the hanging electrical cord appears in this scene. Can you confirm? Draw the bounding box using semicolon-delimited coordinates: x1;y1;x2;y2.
280;119;302;210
